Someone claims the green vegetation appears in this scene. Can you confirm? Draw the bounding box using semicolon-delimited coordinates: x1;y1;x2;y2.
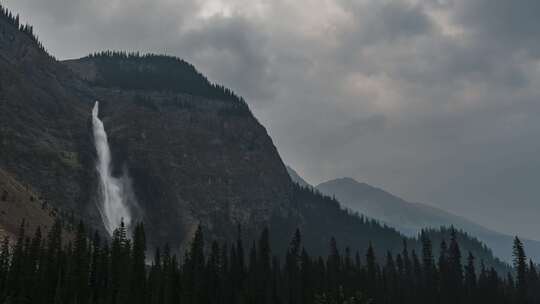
1;218;538;304
88;51;249;108
0;4;52;58
290;185;509;274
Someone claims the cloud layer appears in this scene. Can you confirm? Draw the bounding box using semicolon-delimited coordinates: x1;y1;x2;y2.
6;0;540;239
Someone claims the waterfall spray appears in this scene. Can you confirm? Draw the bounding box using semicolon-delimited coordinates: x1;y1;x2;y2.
92;101;132;236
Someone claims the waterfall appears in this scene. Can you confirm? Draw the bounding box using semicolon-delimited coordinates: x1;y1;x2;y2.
92;101;132;236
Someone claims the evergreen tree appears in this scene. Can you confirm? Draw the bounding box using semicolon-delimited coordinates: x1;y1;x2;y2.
131;223;147;304
0;236;9;301
365;242;377;298
513;236;528;303
420;232;436;303
327;237;341;296
257;227;272;304
7;220;26;303
0;208;531;304
285;229;301;304
464;252;477;304
448;229;463;303
438;240;450;304
71;221;90;304
89;232;102;304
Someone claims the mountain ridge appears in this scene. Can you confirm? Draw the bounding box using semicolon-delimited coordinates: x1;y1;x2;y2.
311;174;540;262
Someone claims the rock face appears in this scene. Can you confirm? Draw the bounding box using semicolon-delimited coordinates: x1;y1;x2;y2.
63;54;294;249
0;10;293;250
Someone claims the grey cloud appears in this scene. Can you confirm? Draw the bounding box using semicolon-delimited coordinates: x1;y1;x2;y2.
178;16;277;101
340;0;434;44
453;0;540;57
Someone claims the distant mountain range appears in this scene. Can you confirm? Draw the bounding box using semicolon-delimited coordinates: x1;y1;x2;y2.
287;166;540;263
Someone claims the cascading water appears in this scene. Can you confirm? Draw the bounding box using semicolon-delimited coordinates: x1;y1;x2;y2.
92;101;132;236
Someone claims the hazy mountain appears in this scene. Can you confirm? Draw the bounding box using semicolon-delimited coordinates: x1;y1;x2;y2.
315;176;540;262
286;166;312;188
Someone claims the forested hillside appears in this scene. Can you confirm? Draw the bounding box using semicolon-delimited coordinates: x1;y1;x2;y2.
1;219;537;304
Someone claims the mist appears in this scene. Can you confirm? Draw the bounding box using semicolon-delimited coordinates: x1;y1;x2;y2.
92;101;133;235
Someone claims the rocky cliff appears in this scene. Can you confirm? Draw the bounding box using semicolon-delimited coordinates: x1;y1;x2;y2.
0;9;294;250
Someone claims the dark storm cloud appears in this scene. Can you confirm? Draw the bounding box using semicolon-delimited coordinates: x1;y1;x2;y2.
4;0;540;239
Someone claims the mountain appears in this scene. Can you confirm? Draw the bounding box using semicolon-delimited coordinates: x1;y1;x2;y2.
316;176;540;262
0;6;512;272
0;168;58;239
286;166;311;188
0;9;378;253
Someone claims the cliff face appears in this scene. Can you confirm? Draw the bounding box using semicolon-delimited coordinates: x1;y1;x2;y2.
66;54;294;248
0;10;293;250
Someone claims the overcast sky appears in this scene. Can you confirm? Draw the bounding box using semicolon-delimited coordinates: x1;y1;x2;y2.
5;0;540;240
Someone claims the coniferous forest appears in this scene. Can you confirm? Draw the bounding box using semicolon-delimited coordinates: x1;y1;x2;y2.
1;219;538;304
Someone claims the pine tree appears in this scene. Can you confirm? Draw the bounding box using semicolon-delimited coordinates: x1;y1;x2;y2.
411;250;423;303
464;252;477;304
257;227;272;304
448;229;463;303
384;251;398;304
131;223;147;304
7;220;26;303
89;232;101;304
285;229;301;304
206;241;222;304
513;236;528;303
421;233;436;303
229;225;245;303
365;242;377;298
300;248;313;304
149;247;163;304
438;240;450;304
327;237;341;296
528;260;539;303
71;221;89;304
187;225;205;304
110;220;131;304
0;236;9;300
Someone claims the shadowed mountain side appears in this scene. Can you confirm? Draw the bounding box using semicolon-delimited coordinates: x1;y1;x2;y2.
0;168;59;239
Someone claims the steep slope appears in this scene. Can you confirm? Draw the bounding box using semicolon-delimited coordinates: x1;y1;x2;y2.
0;7;294;249
286;166;312;188
0;8;103;231
0;168;58;239
316;177;540;262
63;52;294;249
